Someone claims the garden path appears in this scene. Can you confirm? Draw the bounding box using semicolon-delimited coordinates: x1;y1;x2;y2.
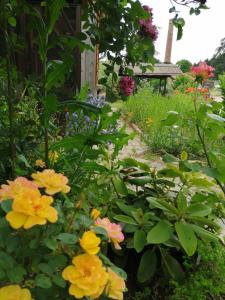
117;115;165;170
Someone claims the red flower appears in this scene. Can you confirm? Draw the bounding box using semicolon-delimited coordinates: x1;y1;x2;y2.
191;61;215;82
119;76;135;97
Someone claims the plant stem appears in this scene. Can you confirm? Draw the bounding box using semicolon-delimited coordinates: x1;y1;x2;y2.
193;94;225;195
3;1;16;178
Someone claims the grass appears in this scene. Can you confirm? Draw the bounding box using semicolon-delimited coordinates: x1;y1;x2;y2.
121;87;202;156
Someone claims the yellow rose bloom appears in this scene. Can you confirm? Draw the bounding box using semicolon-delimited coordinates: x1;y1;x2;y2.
91;208;101;220
0;285;33;300
62;254;108;299
79;231;101;255
0;177;38;201
6;188;58;229
105;268;126;300
35;159;46;168
32;169;70;195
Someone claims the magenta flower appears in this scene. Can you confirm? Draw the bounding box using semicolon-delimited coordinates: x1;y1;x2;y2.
95;217;124;249
119;76;135;97
191;61;215;82
139;5;158;41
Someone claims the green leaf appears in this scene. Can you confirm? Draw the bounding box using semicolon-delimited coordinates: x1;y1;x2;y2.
163;153;177;163
38;263;54;275
1;199;12;213
48;0;66;34
0;251;14;269
186;203;211;217
43;238;58;250
189;224;219;242
128;176;152;186
0;268;5;280
7;266;26;283
134;230;147;253
52;275;66;288
48;255;68;270
56;233;78;244
35;274;52;289
162;111;179;126
207;113;225;122
92;226;108;237
160;249;184;282
147;221;173;244
175;222;197;256
116;201;134;217
113;215;137;225
148;197;179;216
137;250;157;283
8;17;17;27
177;192;187;212
112;175;128;196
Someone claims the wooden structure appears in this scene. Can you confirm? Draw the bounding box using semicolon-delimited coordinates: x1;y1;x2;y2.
130;63;182;95
14;0;98;93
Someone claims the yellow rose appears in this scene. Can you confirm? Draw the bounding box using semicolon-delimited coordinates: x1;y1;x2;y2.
62;254;108;299
0;285;33;300
79;231;101;255
6;188;58;229
105;268;126;300
35;159;46;168
0;177;38;201
32;169;70;195
91;208;101;220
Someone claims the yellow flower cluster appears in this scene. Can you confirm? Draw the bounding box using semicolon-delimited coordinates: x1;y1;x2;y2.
0;285;33;300
48;150;59;164
0;169;70;229
32;169;70;195
35;159;46;168
63;229;126;299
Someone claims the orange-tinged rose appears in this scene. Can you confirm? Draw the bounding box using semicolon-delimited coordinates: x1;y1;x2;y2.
35;159;46;168
6;188;58;229
0;285;33;300
0;177;38;201
79;231;101;255
32;169;70;195
62;254;108;299
105;268;126;300
91;208;101;220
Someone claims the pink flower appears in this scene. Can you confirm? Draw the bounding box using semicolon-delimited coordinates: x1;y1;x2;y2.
95;217;124;250
191;61;215;82
0;177;38;201
119;76;135;97
139;5;158;41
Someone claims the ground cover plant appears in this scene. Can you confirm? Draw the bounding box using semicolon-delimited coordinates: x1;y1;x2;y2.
1;0;225;299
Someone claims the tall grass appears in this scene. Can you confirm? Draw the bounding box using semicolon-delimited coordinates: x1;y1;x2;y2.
122;87;202;156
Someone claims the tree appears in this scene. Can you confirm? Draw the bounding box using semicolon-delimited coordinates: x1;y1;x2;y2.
206;38;225;77
176;59;192;73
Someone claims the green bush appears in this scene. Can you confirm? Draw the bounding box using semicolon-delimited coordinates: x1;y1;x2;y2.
122;87;202;156
169;241;225;300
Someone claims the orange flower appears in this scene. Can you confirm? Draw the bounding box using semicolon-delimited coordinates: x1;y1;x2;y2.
35;159;46;168
91;208;101;220
6;188;58;229
32;169;70;195
185;87;196;94
0;177;38;201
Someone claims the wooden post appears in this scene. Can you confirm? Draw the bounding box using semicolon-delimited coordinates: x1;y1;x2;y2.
163;77;167;95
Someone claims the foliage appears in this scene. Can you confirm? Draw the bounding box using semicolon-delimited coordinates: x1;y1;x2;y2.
172;74;196;93
176;59;192;73
169;241;225;300
219;73;225;99
206;38;225;77
122;87;202;156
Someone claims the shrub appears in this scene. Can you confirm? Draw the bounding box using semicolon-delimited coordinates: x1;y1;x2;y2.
169;241;225;300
